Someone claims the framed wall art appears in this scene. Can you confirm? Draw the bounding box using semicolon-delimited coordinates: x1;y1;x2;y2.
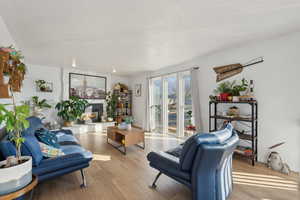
69;73;107;99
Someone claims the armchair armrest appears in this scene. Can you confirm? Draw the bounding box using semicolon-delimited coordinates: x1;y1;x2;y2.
147;151;180;170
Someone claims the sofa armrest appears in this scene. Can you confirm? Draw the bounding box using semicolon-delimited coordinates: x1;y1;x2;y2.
147;151;180;169
51;129;73;135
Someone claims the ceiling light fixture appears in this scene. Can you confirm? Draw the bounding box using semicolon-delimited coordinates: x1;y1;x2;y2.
112;68;116;73
72;59;76;67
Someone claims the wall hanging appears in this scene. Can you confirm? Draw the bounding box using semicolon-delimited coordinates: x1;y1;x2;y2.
213;57;264;82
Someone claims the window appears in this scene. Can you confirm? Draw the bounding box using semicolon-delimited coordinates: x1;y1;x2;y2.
149;70;195;137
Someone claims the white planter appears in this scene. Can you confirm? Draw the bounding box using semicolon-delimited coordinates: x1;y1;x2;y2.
126;124;132;130
232;96;239;102
3;76;9;84
0;156;32;195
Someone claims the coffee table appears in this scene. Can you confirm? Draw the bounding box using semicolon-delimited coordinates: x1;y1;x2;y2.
107;126;145;155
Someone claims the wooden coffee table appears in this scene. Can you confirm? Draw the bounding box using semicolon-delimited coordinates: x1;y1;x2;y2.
107;126;145;155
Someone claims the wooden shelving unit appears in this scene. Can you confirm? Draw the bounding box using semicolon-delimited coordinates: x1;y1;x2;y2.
209;100;258;166
113;89;132;123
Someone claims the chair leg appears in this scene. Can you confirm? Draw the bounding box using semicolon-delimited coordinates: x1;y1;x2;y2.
150;172;162;189
80;169;87;188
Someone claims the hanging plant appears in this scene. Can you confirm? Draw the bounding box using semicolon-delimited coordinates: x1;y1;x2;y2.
17;63;26;74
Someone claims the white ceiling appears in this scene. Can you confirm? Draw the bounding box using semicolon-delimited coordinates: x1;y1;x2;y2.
0;0;300;75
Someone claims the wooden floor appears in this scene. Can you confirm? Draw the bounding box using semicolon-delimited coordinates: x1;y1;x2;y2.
33;133;299;200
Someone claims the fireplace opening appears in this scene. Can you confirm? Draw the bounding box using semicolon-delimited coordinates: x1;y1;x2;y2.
85;103;103;123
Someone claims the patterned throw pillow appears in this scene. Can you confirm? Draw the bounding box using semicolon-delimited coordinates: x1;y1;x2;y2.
35;128;60;148
39;142;64;158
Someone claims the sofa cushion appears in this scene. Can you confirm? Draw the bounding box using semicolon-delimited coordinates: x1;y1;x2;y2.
21;135;43;166
0;140;16;158
22;117;44;136
32;153;91;176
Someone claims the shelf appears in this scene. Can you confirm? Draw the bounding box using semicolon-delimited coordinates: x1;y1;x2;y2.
210;100;257;104
234;151;256;159
237;132;255;141
210;115;254;122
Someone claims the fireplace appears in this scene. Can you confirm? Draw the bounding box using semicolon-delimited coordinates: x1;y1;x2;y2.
85;103;103;122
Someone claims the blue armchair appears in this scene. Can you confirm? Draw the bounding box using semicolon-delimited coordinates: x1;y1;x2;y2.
147;123;239;200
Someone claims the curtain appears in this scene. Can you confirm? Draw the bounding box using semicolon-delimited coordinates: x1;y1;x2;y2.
191;67;203;132
144;76;151;131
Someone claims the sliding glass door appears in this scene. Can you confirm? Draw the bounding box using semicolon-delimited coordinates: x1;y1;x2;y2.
149;70;194;137
150;77;163;133
166;74;177;135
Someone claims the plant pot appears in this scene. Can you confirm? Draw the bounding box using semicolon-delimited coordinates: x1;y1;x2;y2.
3;76;10;84
232;96;240;102
126;124;132;130
63;121;73;127
0;156;32;195
219;93;230;101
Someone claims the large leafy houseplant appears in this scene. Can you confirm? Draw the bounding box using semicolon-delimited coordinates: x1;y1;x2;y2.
55;96;88;126
105;92;118;120
0;94;30;161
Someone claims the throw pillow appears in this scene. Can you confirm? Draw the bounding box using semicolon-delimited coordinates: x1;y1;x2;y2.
35;128;60;148
21;135;44;166
39;142;64;158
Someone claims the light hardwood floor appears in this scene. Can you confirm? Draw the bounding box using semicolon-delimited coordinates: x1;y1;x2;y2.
33;133;299;200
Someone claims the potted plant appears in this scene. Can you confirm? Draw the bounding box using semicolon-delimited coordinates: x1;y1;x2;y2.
105;92;118;121
55;96;88;127
0;92;31;195
31;96;51;117
35;80;47;91
124;116;134;130
231;78;248;101
214;81;233;101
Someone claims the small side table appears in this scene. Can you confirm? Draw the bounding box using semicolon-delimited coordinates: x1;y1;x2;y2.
0;175;38;200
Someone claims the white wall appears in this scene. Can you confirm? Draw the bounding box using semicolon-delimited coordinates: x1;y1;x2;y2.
0;16;16;48
129;72;148;128
130;31;300;172
0;64;62;122
111;75;130;89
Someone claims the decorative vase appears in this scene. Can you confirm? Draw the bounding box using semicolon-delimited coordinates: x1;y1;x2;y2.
219;93;230;101
0;156;32;195
232;96;239;102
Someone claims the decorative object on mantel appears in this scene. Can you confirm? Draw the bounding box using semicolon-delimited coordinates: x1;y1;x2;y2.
69;73;106;99
55;96;88;127
35;80;53;92
213;57;264;82
267;142;291;175
0;45;27;98
134;84;142;97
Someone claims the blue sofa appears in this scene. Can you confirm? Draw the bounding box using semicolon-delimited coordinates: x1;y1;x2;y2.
0;117;93;187
147;123;239;200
